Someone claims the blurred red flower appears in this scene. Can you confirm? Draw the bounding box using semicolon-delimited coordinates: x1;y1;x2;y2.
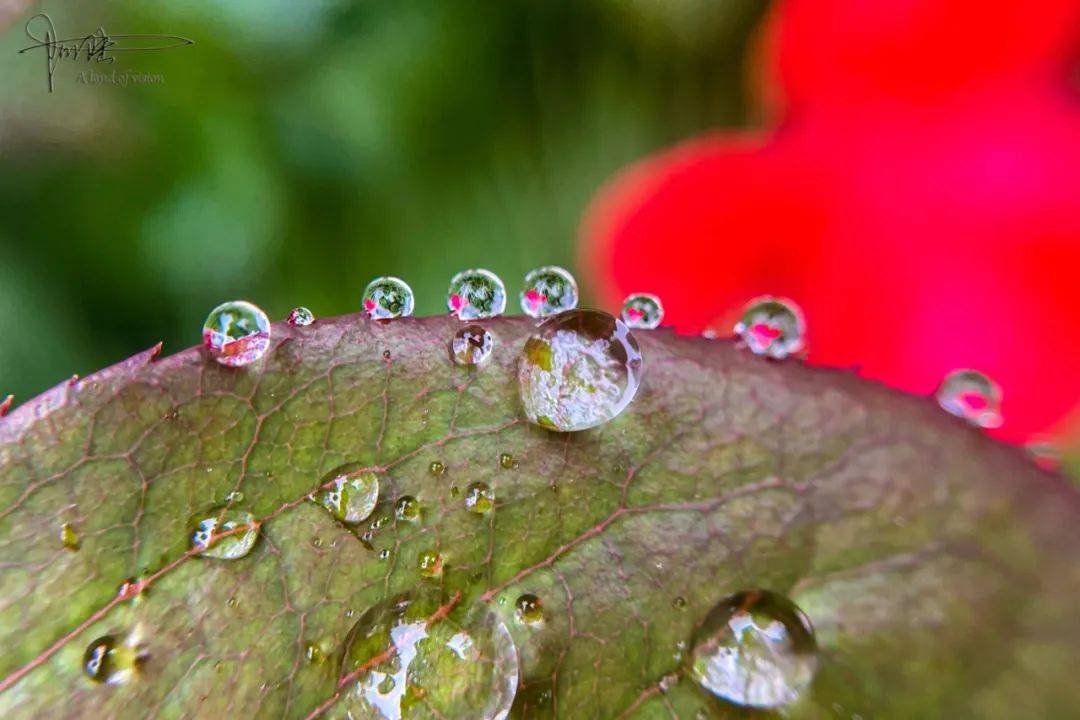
581;0;1080;444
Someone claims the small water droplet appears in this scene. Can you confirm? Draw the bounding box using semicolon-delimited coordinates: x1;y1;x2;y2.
395;495;421;522
1025;440;1061;471
202;300;271;367
60;522;80;551
672;596;687;610
514;594;543;626
341;592;518;719
189;506;259;560
447;269;507;320
689;589;817;709
304;642;325;664
83;635;141;684
520;266;578;318
429;461;445;476
227;596;239;608
449;485;460;497
312;536;325;549
464;482;494;514
935;369;1003;428
224;490;244;504
498;453;515;470
620;293;664;330
451;325;494;366
287;306;315;326
312;471;380;525
417;550;443;578
518;310;643;432
733;296;805;359
379;548;391;560
658;673;678;693
362;277;415;320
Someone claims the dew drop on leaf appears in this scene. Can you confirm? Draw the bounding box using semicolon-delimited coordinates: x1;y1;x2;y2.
312;470;380;525
428;461;445;477
518;310;643;432
60;522;80;551
514;594;543;626
498;453;515;470
689;589;817;709
520;266;579;318
304;642;324;665
287;306;315;326
417;550;443;578
935;369;1003;429
447;269;507;320
340;592;518;719
620;293;664;330
202;300;271;367
395;495;421;522
450;325;494;366
464;482;494;514
362;277;415;320
189;506;259;560
733;296;805;359
82;635;141;685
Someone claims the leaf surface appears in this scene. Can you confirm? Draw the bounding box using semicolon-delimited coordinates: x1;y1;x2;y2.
1;314;1078;719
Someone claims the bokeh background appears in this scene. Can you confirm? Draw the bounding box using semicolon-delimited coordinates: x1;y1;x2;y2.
1;0;1077;472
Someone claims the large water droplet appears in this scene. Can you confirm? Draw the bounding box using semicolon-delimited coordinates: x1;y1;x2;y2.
733;297;805;359
83;635;142;684
518;310;643;432
620;293;664;330
514;594;543;626
202;300;271;367
313;471;380;525
689;590;817;709
520;266;578;318
447;269;507;320
287;306;315;326
60;522;80;551
341;593;519;720
363;277;415;320
189;506;259;560
935;369;1003;428
450;325;494;366
464;482;494;514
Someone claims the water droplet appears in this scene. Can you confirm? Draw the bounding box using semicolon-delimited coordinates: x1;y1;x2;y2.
189;506;259;560
451;325;494;366
428;461;445;476
733;296;805;359
689;590;817;709
514;594;543;626
449;485;460;498
1026;440;1061;471
227;596;239;609
935;369;1003;428
363;277;415;320
312;471;380;525
447;269;507;320
417;550;443;578
518;310;643;432
520;266;578;318
620;293;664;330
379;548;391;560
60;522;80;551
341;592;518;719
395;496;421;523
202;300;271;367
312;536;325;549
464;482;494;514
498;453;515;470
305;642;325;664
83;635;141;684
287;306;315;326
672;596;687;610
224;490;245;504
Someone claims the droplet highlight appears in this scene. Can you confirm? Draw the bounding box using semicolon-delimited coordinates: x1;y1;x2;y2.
447;269;507;320
451;325;494;366
520;266;578;318
363;277;415;320
518;310;643;432
733;296;805;359
287;306;315;326
935;369;1003;429
341;593;518;719
313;471;380;525
620;293;664;330
464;482;494;514
202;300;271;367
189;506;259;560
689;589;817;709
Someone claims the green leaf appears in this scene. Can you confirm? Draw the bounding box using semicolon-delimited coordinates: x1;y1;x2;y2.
1;314;1078;718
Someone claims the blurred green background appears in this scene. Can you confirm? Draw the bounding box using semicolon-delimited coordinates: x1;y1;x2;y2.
0;0;765;404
